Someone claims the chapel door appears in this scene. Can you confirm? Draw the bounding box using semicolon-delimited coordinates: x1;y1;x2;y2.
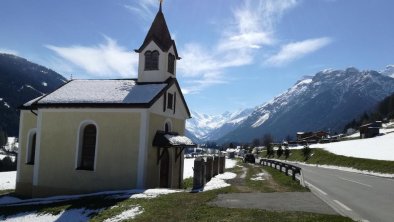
160;148;170;188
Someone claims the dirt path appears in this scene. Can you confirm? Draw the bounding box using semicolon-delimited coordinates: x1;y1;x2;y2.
211;163;338;215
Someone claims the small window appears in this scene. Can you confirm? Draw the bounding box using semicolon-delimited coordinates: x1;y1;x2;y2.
167;93;174;110
77;124;97;171
168;53;175;74
145;50;159;70
26;132;36;165
165;123;170;133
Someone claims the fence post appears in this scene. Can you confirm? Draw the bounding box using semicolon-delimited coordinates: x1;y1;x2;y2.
219;155;225;174
292;168;297;180
205;156;213;182
213;156;219;176
193;157;204;190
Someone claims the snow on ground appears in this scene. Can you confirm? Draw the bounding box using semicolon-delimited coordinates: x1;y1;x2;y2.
0;154;16;161
0;189;181;206
0;171;16;190
311;132;394;161
0;207;102;222
108;189;181;200
0;157;238;220
183;157;238;179
103;205;143;222
250;173;265;181
3;137;18;152
0;189;177;221
344;132;360;138
202;172;237;191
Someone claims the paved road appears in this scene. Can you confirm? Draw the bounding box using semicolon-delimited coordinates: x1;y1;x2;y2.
295;163;394;222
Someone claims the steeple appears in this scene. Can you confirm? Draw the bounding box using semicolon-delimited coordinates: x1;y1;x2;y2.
135;3;179;59
136;2;180;83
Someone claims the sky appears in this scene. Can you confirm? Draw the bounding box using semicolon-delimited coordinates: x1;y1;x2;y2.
0;0;393;115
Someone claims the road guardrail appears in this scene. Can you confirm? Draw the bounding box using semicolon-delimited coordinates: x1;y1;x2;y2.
259;158;302;182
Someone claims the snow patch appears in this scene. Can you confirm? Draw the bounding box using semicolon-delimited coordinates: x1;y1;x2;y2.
4;101;10;108
251;113;270;128
203;172;236;191
0;208;102;222
0;171;16;190
42;82;47;87
103;205;143;222
250;173;265;181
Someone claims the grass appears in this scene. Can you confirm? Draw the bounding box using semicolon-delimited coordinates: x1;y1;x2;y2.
181;177;193;190
0;189;13;195
263;148;394;174
0;161;351;222
262;166;309;192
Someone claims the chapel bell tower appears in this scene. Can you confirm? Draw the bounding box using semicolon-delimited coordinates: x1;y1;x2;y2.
135;2;180;83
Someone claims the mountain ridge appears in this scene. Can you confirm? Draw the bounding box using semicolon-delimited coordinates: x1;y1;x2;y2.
186;66;394;144
0;53;67;136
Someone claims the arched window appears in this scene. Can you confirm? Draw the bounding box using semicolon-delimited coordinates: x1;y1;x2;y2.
164;120;172;133
26;131;36;165
167;53;175;74
77;124;97;170
144;50;159;70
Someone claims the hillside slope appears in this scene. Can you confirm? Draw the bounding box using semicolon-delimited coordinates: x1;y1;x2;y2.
0;53;67;136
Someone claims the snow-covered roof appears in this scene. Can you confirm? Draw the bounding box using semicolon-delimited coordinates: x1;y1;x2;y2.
153;131;195;148
164;134;194;146
24;79;167;107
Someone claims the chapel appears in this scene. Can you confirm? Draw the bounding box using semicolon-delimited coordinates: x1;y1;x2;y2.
16;3;194;197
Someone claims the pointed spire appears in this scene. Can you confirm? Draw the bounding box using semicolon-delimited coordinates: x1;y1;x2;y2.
135;1;179;59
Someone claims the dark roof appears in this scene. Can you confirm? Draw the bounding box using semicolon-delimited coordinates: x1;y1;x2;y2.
135;6;180;59
153;131;196;148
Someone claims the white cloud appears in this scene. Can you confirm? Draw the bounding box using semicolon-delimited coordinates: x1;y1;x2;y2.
46;36;138;78
265;37;332;66
179;0;299;94
0;48;18;55
124;0;157;21
218;0;297;51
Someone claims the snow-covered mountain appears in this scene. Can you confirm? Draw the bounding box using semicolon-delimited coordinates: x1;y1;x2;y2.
218;67;394;143
380;65;394;78
186;109;253;142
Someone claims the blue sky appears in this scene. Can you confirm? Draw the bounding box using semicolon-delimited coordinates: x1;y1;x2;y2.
1;0;393;115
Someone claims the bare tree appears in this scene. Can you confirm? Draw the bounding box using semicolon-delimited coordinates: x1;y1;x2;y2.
262;133;274;158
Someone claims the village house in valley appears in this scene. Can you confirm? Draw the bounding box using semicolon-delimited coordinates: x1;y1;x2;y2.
16;4;194;197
